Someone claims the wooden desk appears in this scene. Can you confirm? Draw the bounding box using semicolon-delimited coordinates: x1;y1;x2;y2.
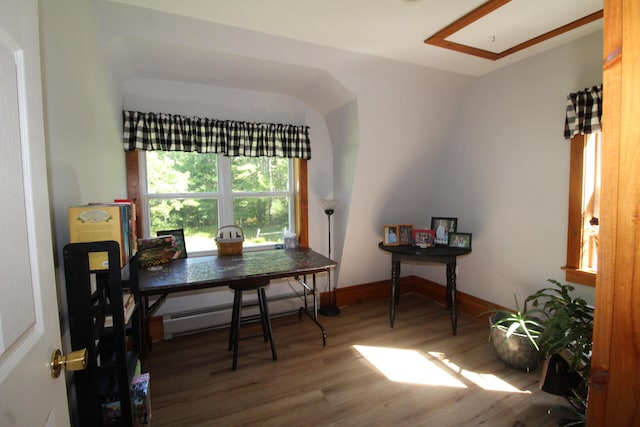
378;242;471;335
137;248;336;350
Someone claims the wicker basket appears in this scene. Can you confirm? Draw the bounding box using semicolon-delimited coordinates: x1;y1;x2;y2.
215;225;244;255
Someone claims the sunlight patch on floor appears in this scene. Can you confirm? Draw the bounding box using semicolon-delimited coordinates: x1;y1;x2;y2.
353;345;466;387
353;345;529;393
428;351;529;394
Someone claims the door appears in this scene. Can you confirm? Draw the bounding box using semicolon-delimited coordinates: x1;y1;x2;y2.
589;0;640;425
0;0;70;426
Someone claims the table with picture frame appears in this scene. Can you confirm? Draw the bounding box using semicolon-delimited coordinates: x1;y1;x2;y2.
378;242;471;335
137;247;337;354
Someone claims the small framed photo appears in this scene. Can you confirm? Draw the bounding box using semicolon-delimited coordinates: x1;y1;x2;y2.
448;232;472;249
382;225;400;246
398;224;413;245
412;229;435;248
157;228;187;259
431;217;458;246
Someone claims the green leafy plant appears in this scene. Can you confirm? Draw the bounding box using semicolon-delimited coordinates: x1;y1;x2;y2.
525;279;594;372
526;279;594;427
481;280;593;424
485;294;547;350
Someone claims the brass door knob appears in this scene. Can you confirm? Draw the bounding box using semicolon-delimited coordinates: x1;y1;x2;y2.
50;348;88;378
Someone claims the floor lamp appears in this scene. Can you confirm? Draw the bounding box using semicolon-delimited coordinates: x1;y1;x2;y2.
319;199;340;317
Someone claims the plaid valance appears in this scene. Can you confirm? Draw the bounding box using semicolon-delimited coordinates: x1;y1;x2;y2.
122;110;311;159
564;85;602;140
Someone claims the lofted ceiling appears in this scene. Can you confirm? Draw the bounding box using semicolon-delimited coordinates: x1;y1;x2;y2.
97;0;603;111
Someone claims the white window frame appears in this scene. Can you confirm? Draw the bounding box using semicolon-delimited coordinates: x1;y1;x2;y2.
138;152;295;255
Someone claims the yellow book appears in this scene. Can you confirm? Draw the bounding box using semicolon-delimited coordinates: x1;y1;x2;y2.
68;205;125;270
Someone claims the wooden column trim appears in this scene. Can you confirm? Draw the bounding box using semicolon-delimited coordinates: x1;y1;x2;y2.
425;0;602;61
564;134;596;287
125;151;143;240
295;159;309;248
566;135;585;270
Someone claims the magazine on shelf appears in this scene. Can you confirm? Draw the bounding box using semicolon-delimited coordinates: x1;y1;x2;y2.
131;372;151;425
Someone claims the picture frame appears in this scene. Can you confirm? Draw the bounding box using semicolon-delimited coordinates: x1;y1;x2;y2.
448;232;472;249
412;229;435;248
398;224;413;245
431;217;458;246
382;225;400;246
156;228;187;259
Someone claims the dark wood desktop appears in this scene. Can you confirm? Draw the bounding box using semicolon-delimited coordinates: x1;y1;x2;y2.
378;242;471;335
137;248;337;351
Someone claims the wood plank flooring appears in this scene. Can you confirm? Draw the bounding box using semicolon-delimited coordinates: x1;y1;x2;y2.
143;294;569;426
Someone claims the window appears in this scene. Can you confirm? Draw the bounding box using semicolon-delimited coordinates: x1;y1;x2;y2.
141;151;295;254
565;132;601;286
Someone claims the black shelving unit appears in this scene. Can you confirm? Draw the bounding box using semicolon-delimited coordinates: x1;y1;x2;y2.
64;241;142;427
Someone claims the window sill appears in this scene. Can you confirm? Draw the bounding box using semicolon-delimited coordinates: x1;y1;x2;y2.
562;267;596;287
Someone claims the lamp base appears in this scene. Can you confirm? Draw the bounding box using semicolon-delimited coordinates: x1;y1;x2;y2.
319;304;341;317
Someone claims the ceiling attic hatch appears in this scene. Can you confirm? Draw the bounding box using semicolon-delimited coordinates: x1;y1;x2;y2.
424;0;603;61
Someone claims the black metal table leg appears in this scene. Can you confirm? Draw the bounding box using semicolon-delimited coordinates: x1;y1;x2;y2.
390;259;401;328
446;262;457;335
296;274;328;346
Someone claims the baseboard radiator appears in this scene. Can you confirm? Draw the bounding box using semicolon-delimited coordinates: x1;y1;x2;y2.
162;292;304;340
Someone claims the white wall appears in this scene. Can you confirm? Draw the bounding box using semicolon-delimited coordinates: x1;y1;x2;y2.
325;100;360;274
39;0;125;321
39;0;125;423
329;65;473;287
422;31;602;308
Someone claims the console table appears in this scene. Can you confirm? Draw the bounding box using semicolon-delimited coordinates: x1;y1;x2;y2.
137;248;336;352
378;242;471;335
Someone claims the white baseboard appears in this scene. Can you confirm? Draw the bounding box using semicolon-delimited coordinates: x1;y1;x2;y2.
162;293;304;339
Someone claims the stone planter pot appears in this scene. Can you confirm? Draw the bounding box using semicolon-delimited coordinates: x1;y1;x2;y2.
489;313;541;372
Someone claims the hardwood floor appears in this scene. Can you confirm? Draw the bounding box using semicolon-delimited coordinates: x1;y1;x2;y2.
144;294;568;426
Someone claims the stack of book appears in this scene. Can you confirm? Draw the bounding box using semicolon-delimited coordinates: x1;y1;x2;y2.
68;199;137;270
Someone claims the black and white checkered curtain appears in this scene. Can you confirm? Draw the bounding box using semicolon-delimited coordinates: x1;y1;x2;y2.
122;110;311;159
564;85;602;140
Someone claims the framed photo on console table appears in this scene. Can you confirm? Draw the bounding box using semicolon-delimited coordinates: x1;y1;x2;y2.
382;225;399;246
448;232;472;249
412;229;435;248
398;224;413;245
431;217;458;246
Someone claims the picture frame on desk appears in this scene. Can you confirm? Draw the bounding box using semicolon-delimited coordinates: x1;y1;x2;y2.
448;232;472;249
398;224;413;245
412;229;435;248
156;228;187;259
382;225;400;246
431;217;458;246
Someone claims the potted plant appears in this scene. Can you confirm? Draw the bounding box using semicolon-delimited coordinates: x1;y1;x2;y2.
525;279;594;425
526;279;594;372
485;295;547;372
